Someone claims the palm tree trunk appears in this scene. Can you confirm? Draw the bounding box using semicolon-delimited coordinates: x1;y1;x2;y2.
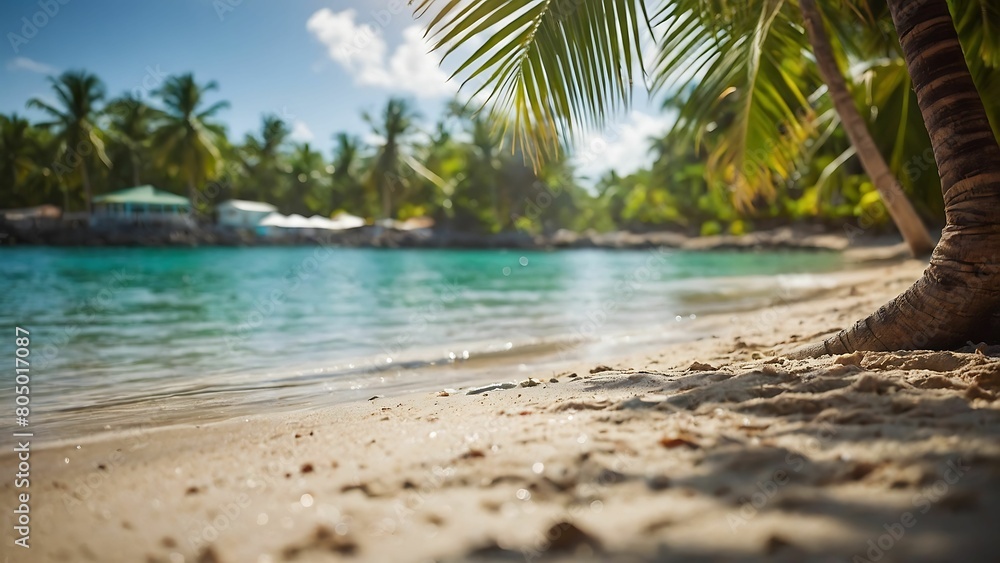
131;152;141;186
793;0;1000;356
799;0;935;257
80;159;93;217
381;178;392;219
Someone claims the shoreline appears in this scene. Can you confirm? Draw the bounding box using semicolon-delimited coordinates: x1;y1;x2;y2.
1;221;912;253
15;258;895;447
7;258;1000;562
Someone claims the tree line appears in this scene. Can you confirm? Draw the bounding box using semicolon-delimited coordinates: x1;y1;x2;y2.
2;0;997;240
1;72;600;234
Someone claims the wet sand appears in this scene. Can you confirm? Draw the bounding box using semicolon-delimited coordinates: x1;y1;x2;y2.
4;258;1000;562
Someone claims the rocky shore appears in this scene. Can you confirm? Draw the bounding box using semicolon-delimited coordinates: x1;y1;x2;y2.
0;220;893;252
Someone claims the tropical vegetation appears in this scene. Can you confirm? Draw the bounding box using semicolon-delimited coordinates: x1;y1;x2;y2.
4;0;997;240
414;0;1000;352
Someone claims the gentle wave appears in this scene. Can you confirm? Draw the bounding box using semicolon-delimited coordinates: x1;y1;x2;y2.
0;247;844;440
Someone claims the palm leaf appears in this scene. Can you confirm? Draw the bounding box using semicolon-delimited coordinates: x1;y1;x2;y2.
651;0;821;207
417;0;650;167
952;0;1000;69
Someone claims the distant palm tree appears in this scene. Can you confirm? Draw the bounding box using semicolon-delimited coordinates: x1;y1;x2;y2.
449;102;505;228
363;98;420;219
0;114;36;194
240;114;290;201
27;71;110;216
331;133;366;216
107;93;154;187
151;73;228;209
286;142;326;215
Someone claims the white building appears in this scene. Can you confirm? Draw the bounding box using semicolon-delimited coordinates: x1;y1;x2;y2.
92;185;193;227
256;212;366;238
217;200;278;229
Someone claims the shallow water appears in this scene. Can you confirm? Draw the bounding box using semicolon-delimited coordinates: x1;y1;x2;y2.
0;246;844;440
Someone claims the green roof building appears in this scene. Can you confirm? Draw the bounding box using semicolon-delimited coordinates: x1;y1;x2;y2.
92;186;193;227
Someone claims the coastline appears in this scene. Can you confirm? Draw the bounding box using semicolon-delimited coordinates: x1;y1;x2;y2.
0;221;906;253
6;258;999;562
8;249;881;444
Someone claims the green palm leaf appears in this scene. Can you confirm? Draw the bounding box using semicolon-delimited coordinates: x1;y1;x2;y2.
151;73;228;205
952;0;1000;69
651;0;821;206
416;0;650;166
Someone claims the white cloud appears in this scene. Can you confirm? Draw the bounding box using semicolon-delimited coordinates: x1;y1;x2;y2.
573;111;674;180
6;57;58;75
306;8;453;98
290;120;315;142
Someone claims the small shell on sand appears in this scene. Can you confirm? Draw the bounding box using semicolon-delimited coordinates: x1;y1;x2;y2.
467;382;518;395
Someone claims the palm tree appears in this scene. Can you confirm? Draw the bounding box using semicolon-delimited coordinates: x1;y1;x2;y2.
151;73;228;209
107;93;154;187
420;1;938;250
418;0;1000;351
331;133;367;216
0;114;36;196
27;70;110;216
450;102;506;229
286;142;326;215
240;114;290;201
0;116;65;209
363;98;420;219
798;0;1000;354
799;0;935;256
656;0;936;253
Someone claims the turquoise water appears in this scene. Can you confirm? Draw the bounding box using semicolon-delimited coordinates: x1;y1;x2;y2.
0;247;843;439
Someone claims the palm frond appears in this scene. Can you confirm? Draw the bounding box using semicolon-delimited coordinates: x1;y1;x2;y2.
952;0;1000;69
651;0;821;207
25;99;66;121
416;0;650;167
198;100;231;119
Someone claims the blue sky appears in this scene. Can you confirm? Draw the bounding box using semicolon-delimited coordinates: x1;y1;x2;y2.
2;0;671;179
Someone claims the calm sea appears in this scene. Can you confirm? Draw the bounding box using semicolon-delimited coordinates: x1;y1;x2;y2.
0;246;843;441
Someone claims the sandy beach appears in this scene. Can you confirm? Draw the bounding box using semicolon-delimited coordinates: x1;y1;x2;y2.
5;257;1000;563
